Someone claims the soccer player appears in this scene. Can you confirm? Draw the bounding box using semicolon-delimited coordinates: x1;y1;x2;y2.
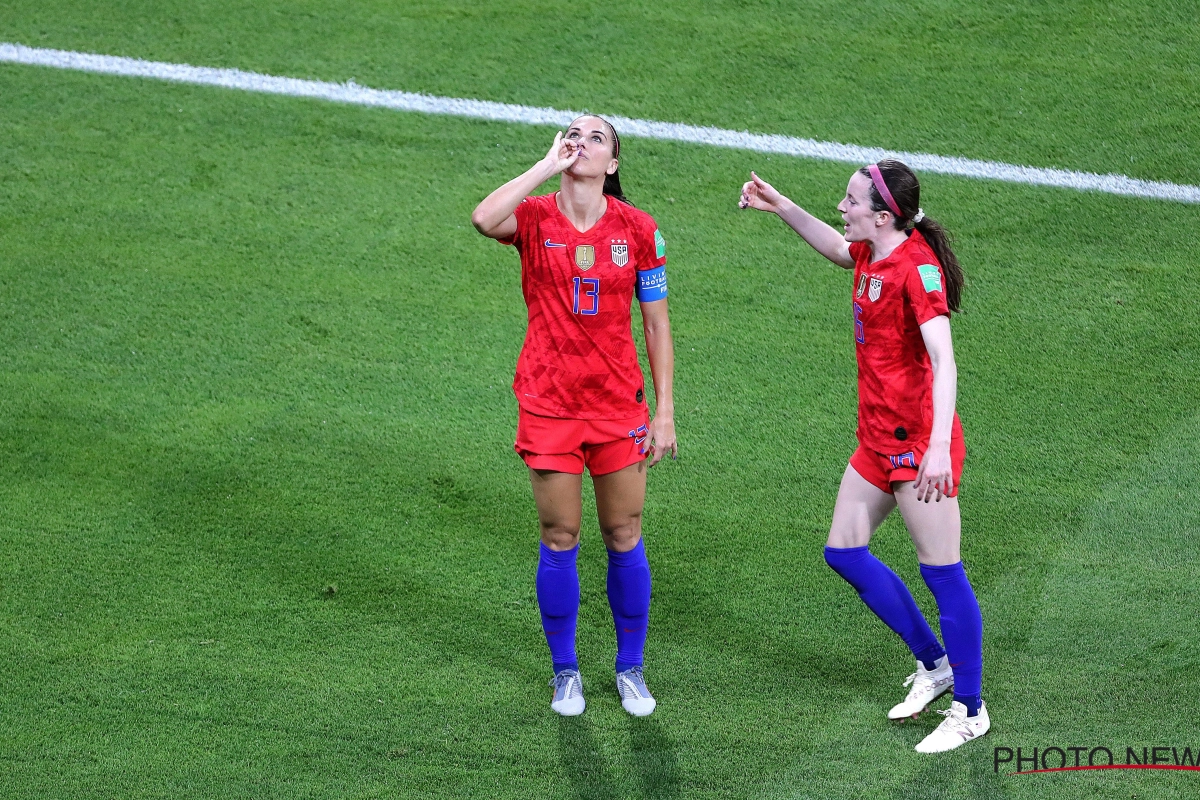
471;117;677;718
739;161;988;753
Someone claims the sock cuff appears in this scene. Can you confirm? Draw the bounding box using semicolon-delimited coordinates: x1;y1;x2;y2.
919;561;965;578
540;542;580;568
606;538;646;567
824;545;870;566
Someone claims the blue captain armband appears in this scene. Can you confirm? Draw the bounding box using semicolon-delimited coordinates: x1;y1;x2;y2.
636;265;668;302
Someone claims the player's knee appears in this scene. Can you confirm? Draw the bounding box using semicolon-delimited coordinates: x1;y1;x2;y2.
540;522;580;550
601;515;642;552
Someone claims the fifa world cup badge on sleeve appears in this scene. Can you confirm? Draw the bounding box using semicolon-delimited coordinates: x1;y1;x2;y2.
611;240;629;267
654;229;666;259
918;264;942;293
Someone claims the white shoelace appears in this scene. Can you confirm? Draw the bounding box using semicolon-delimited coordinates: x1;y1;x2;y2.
618;669;650;700
934;706;975;736
902;670;941;700
551;672;581;699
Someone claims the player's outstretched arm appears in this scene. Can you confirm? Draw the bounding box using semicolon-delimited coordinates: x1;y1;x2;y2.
471;132;581;240
739;172;853;268
640;298;677;466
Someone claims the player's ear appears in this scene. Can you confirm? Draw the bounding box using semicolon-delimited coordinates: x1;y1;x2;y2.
607;159;619;176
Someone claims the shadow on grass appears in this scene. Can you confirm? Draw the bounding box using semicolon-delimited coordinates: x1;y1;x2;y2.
557;716;620;800
888;735;1006;800
629;716;680;799
555;714;680;800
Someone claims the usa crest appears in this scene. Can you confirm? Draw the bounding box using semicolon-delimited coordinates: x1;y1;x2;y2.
868;275;883;302
856;273;868;299
611;240;629;268
574;245;595;270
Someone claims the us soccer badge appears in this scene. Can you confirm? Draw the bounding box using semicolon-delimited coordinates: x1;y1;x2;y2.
868;275;884;302
575;244;596;270
610;239;629;268
856;273;868;299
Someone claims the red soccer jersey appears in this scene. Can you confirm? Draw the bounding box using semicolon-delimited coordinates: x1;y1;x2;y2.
848;230;959;452
500;193;667;420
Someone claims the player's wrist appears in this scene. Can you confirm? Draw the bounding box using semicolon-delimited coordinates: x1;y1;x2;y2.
533;157;560;180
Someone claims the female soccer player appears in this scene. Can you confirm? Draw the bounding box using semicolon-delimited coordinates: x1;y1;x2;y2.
739;161;988;753
471;117;676;718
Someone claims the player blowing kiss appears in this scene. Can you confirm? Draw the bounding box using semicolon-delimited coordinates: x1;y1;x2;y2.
471;116;677;717
739;160;989;753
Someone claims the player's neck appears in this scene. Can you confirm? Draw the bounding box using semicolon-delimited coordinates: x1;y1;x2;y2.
556;178;608;234
867;228;910;263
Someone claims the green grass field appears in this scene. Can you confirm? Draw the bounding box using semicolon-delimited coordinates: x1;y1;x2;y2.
2;2;1199;797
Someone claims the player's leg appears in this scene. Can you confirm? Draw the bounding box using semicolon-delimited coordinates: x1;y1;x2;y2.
825;461;948;674
530;468;586;715
894;483;988;751
592;458;655;716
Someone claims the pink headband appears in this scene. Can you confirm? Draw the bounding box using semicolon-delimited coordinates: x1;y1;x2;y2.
868;164;902;218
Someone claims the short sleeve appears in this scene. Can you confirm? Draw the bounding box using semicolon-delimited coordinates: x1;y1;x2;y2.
631;216;665;272
848;241;870;266
635;215;668;302
905;260;950;325
498;197;535;248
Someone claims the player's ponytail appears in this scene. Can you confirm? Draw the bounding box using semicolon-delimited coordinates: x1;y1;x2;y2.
603;170;631;206
912;215;963;313
859;159;964;312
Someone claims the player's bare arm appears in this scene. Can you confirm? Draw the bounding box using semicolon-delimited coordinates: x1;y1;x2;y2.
640;297;677;466
914;315;957;503
738;171;853;268
471;132;582;239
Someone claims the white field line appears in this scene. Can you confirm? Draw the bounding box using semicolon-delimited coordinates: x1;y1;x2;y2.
3;42;1199;204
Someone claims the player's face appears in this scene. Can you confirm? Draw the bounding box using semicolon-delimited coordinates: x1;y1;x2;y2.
564;117;618;180
837;172;884;242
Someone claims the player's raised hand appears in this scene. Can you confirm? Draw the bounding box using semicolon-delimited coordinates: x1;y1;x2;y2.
914;443;953;503
543;131;582;175
739;171;786;213
646;414;677;467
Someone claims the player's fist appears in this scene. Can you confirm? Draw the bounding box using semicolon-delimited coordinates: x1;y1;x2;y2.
543;131;582;175
739;171;786;213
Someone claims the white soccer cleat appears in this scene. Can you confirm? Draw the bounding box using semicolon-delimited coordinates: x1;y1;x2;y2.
915;701;991;753
549;669;585;716
615;667;657;717
888;656;954;720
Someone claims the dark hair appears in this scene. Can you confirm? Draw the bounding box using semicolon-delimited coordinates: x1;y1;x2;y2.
572;115;632;206
858;159;964;312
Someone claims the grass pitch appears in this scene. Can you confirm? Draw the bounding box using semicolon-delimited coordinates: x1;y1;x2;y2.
1;2;1199;798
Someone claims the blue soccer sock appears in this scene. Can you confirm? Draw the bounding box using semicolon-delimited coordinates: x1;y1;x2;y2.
536;542;580;674
607;539;652;674
920;561;984;716
825;546;946;669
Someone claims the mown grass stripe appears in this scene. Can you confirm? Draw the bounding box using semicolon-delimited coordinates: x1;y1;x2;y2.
2;40;1198;205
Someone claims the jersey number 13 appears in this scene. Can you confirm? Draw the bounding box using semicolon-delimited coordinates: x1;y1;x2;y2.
573;277;599;316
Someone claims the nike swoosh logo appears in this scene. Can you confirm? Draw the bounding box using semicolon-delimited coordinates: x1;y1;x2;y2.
544;239;566;248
